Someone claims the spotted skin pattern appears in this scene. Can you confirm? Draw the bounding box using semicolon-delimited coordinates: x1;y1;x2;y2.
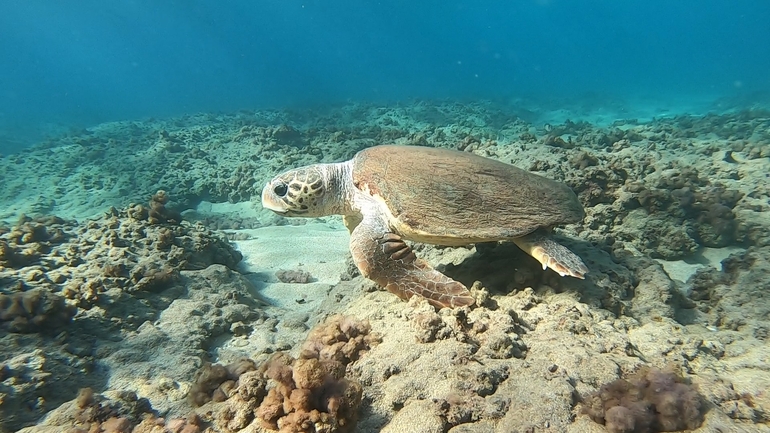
266;167;325;216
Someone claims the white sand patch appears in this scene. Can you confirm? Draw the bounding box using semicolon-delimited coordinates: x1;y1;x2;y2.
233;221;350;311
656;246;744;284
196;200;259;217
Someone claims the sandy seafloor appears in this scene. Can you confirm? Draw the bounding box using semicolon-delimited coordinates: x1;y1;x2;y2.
1;98;769;432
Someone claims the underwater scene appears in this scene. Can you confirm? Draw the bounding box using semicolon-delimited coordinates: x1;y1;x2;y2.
1;1;770;432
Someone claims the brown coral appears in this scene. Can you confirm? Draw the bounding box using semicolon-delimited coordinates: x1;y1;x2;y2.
47;387;156;433
206;315;378;433
0;288;76;333
0;196;243;318
255;353;364;433
254;316;378;432
299;314;382;365
581;366;705;433
148;190;182;225
188;358;258;407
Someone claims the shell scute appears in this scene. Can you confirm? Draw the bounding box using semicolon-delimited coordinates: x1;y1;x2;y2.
351;145;584;244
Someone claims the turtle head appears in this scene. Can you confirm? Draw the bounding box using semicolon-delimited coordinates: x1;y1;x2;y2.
262;164;337;217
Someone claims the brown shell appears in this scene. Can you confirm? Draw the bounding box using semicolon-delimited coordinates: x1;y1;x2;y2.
351;145;584;245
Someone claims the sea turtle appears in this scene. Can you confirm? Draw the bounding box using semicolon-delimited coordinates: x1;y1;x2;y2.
261;145;588;308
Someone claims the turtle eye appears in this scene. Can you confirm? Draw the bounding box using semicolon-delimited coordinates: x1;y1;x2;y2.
273;182;288;197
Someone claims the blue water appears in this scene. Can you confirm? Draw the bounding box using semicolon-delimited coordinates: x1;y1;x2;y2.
1;0;769;148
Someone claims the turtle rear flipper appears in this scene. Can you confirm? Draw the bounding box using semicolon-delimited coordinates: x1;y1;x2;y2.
350;212;474;309
513;229;588;279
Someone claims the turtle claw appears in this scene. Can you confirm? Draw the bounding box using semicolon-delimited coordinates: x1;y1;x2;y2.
514;231;588;280
537;251;587;279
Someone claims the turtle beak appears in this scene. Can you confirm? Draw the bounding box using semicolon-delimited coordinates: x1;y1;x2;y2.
261;182;288;213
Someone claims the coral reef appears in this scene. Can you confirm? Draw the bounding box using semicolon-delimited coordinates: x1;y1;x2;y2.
0;193;251;431
297;314;382;366
687;247;770;334
0;102;768;432
188;359;258;407
349;294;551;432
148;189;182;224
581;366;705;432
255;315;379;432
0;348;94;430
0;192;242;315
0;215;69;268
126;189;183;225
201;315;380;433
0;289;75;333
66;387;153;432
253;353;363;432
12;386;204;433
631;179;744;251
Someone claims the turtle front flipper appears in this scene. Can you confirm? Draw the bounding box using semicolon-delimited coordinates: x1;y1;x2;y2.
349;213;474;309
513;229;588;279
